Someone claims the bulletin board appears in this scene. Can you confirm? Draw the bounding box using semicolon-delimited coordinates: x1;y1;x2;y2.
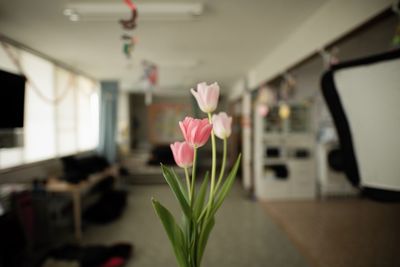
148;103;191;144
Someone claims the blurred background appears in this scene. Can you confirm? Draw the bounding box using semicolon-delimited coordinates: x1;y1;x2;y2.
0;1;399;267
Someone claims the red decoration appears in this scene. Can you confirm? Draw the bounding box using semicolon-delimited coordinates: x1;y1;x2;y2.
124;0;137;11
120;0;138;30
142;60;158;86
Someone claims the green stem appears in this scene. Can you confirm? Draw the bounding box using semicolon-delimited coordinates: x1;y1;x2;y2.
206;112;217;219
197;206;207;224
188;147;198;267
214;137;227;194
184;167;191;202
190;146;198;206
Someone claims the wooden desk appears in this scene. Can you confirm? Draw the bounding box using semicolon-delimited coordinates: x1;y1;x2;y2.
46;166;118;242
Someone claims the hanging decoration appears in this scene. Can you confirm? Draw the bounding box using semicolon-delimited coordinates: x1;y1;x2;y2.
120;0;138;30
319;46;339;70
392;1;400;48
319;47;340;70
119;0;139;59
275;72;297;120
139;60;158;87
279;103;291;120
140;60;158;105
118;0;157;106
121;34;138;59
256;85;275;117
144;61;158;87
280;72;297;100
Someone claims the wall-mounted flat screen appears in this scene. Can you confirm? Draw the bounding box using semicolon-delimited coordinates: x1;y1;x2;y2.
0;69;26;129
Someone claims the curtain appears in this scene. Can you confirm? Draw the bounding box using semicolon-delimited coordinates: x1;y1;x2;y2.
98;81;118;163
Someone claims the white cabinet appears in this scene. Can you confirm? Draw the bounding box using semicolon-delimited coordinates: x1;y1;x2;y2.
253;103;317;200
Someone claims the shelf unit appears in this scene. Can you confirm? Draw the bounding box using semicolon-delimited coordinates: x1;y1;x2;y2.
253;103;316;200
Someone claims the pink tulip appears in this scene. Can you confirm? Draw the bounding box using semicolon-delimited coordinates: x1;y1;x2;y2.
191;82;220;113
212;112;232;139
179;117;212;148
170;141;194;168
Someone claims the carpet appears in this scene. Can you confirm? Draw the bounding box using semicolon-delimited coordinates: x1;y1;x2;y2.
262;198;400;267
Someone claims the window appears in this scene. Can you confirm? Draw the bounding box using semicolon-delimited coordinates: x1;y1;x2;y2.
55;67;77;156
0;42;99;169
77;76;99;151
22;51;56;162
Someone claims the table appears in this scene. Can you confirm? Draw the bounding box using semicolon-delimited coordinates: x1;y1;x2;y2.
46;165;118;242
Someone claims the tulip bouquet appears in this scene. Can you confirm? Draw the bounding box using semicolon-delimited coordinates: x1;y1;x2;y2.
152;82;241;267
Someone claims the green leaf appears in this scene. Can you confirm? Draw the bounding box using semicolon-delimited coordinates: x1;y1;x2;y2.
196;216;215;266
189;223;197;267
171;168;189;203
211;154;241;216
181;214;192;255
193;172;209;220
161;164;191;218
152;198;188;267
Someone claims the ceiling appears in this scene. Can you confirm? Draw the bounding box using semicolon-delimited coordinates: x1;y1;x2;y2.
0;0;329;93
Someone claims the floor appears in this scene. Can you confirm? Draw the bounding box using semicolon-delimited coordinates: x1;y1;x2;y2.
263;198;400;267
83;183;309;267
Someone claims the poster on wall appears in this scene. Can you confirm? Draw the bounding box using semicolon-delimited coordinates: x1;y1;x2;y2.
148;103;191;144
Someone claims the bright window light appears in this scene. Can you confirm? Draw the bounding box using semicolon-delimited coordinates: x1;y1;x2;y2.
21;51;56;163
0;43;100;169
55;67;77;156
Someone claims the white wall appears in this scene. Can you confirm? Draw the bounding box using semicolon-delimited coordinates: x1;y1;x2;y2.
288;13;398;130
228;78;246;102
247;0;392;90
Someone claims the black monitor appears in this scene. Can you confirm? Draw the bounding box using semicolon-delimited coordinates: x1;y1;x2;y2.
0;69;26;129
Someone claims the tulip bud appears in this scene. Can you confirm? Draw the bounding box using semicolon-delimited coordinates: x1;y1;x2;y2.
212;112;232;139
191;82;220;113
170;141;194;168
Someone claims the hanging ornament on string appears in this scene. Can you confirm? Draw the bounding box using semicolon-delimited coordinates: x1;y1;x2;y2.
279;102;291;120
120;0;138;30
256;84;276;117
280;72;297;100
319;47;340;70
139;60;159;105
122;40;133;59
277;73;295;120
119;0;139;59
121;34;138;59
140;60;158;87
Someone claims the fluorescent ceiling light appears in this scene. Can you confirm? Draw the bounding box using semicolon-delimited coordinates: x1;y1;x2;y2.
64;2;204;21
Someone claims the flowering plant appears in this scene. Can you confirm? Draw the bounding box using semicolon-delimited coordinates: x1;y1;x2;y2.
152;82;241;267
